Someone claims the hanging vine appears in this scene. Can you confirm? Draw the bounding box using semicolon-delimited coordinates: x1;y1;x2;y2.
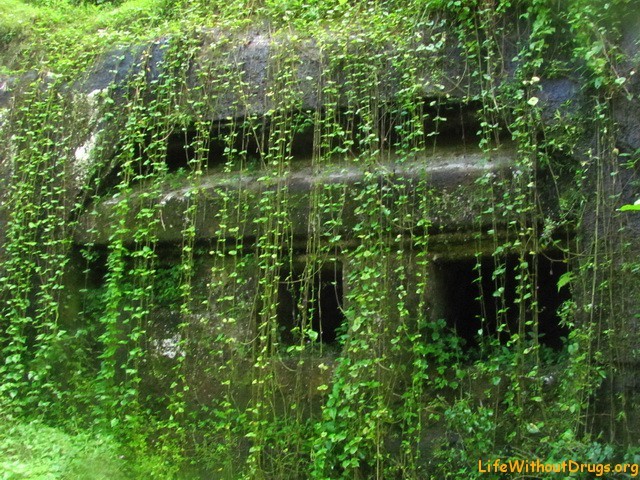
0;0;638;478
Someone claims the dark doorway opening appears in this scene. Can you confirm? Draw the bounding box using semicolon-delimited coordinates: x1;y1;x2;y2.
277;263;344;346
164;129;237;173
432;253;570;352
164;113;317;174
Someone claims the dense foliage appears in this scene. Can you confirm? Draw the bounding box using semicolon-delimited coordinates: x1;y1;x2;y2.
0;0;638;478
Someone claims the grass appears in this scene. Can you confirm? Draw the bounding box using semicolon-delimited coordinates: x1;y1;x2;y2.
0;0;179;75
0;416;128;480
0;415;175;480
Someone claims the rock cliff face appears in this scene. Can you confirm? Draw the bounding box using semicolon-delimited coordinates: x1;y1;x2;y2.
1;5;639;474
0;24;585;253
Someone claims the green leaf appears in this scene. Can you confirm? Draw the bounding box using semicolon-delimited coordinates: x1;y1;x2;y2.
619;203;640;212
557;271;574;292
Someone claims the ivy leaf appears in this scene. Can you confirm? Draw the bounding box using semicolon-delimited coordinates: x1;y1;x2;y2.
557;272;574;292
619;200;640;212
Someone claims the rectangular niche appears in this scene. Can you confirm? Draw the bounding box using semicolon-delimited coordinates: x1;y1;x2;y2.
164;127;252;173
276;261;344;347
164;113;316;174
162;99;489;175
430;253;570;352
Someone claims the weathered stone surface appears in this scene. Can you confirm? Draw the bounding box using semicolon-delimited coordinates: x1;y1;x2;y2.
538;78;581;122
0;75;15;110
75;144;517;244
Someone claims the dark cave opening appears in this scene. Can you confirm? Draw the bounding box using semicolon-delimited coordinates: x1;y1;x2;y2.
277;263;345;346
162;100;494;174
164;114;317;174
432;253;571;352
164;129;233;173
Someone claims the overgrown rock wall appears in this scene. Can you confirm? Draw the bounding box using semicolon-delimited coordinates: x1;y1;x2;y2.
1;2;639;477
